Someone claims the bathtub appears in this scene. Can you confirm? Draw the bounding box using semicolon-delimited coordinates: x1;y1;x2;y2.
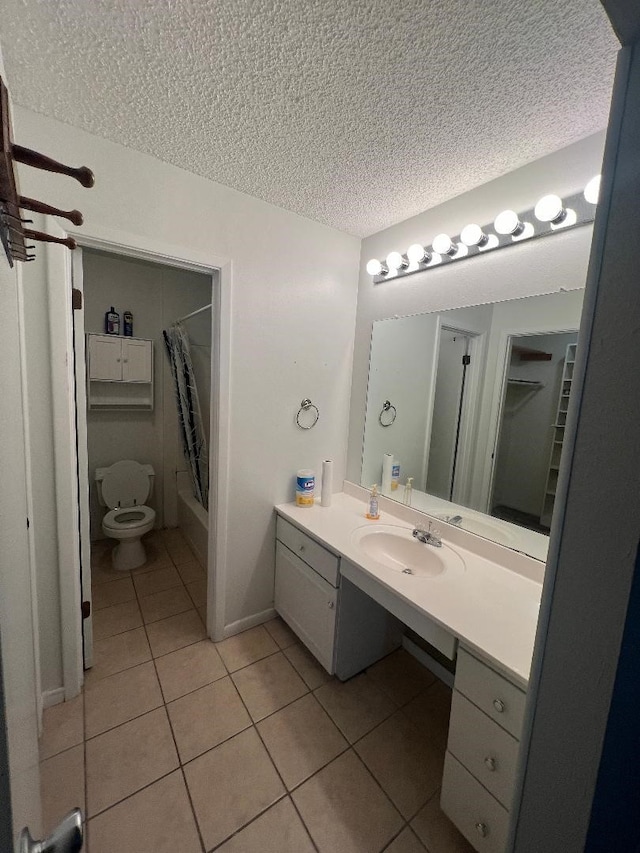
176;471;209;568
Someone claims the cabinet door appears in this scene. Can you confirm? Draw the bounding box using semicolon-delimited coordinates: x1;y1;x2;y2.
88;335;122;380
122;339;152;382
275;542;337;673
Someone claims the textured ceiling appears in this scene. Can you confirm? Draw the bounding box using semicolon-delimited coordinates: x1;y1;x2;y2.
1;0;618;237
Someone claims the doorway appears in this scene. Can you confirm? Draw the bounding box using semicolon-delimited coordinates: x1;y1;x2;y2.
69;238;228;676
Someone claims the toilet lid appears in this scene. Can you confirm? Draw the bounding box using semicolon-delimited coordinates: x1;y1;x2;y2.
101;460;150;509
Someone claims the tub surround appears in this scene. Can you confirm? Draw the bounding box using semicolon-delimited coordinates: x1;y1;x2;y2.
276;486;543;686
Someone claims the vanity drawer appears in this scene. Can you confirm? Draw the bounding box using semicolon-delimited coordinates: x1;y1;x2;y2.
276;516;339;587
441;752;509;853
455;648;526;739
448;691;519;809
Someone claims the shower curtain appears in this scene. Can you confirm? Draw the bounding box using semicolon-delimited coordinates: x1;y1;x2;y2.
163;322;209;510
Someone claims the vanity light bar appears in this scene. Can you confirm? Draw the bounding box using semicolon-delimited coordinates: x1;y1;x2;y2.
366;176;600;283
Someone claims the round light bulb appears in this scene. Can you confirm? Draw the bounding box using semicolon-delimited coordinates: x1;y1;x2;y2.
407;243;431;264
366;258;383;276
432;233;457;256
386;251;408;270
494;209;524;236
534;194;566;224
584;175;601;204
460;223;488;247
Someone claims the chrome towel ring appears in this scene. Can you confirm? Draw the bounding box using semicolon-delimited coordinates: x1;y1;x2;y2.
379;400;397;427
296;398;320;429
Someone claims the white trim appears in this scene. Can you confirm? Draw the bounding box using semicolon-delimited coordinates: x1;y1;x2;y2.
41;687;65;710
15;264;43;735
223;608;277;639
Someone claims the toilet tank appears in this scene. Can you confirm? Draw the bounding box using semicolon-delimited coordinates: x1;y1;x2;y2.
95;462;155;507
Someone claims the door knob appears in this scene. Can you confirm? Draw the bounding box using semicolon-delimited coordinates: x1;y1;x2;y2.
19;808;83;853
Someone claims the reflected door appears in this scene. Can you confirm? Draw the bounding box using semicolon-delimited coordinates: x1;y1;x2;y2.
426;330;471;500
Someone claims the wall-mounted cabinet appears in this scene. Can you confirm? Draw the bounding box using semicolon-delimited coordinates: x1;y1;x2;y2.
87;334;154;410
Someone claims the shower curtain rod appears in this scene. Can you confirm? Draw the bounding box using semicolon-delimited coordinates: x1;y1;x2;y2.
176;303;212;323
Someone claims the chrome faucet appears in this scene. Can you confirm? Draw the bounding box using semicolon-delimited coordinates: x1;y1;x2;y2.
412;523;442;547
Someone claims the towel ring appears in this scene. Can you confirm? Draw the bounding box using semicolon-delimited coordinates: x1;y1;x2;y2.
379;400;397;427
296;398;320;430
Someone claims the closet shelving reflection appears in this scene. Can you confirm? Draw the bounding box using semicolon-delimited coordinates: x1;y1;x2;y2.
541;343;577;526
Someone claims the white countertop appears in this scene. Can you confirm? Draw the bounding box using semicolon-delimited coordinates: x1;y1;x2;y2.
276;492;543;687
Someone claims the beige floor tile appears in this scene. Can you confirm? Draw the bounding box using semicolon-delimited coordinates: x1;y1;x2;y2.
284;643;332;690
185;577;207;607
91;563;130;586
355;709;445;819
40;694;84;760
292;750;403;853
384;827;427;852
40;745;85;836
197;604;207;625
139;586;193;624
156;640;226;702
217;796;316;853
132;565;182;598
185;727;285;850
90;539;113;571
161;528;187;547
264;617;298;649
88;771;201;853
367;649;437;706
85;661;163;737
93;599;142;640
232;653;308;722
176;560;206;584
411;795;475;853
167;676;251;763
146;610;207;657
87;627;151;683
314;673;397;743
402;680;453;744
257;694;348;789
216;624;278;672
86;707;178;816
91;576;136;611
166;540;196;565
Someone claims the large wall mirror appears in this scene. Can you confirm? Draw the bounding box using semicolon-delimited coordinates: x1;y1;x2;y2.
360;288;584;561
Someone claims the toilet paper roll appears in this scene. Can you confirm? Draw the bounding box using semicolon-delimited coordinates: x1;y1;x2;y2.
321;459;333;507
382;453;393;493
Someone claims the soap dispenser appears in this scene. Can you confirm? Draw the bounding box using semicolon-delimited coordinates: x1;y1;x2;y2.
366;484;380;520
403;477;413;506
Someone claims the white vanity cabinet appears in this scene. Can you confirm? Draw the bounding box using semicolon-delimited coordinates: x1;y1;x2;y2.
274;515;402;678
87;334;154;409
441;647;526;853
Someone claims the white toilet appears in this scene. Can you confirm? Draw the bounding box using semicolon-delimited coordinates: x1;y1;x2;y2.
95;460;156;571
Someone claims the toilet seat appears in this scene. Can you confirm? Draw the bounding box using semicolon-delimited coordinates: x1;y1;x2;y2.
103;505;155;531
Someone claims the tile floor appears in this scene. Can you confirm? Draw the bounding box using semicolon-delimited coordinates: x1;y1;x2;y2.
39;527;473;853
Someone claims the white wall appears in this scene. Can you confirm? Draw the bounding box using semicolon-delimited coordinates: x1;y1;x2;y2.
347;132;606;486
83;249;211;536
12;105;360;654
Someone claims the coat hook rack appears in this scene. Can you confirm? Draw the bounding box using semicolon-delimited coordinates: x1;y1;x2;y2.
0;75;93;267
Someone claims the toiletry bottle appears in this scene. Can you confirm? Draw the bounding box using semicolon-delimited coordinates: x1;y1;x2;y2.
123;311;133;336
366;484;380;520
391;459;401;491
403;477;413;506
105;307;120;335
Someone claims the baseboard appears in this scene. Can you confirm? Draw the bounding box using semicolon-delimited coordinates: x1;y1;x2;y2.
42;687;65;709
224;607;276;639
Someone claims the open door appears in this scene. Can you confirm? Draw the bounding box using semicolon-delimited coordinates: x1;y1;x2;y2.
71;249;92;668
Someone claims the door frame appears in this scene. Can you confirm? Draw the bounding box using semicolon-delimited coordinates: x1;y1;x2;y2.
57;225;232;694
480;323;580;515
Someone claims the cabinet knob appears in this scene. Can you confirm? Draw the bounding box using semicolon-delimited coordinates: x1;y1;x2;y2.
475;822;488;838
123;358;128;363
493;698;505;713
298;544;305;552
484;756;496;772
328;601;335;609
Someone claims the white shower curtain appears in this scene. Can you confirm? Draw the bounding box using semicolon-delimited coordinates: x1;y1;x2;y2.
163;322;209;510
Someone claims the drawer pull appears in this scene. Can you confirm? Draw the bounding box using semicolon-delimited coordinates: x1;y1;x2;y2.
493;698;505;713
298;544;305;552
484;756;496;772
475;822;488;838
328;601;335;609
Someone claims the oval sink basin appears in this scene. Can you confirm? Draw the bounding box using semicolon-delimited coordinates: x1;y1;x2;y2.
351;524;465;578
